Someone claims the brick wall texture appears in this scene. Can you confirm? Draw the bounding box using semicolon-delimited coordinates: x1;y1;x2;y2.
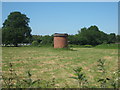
54;34;68;48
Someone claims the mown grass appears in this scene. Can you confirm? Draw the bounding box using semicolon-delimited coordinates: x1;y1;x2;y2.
2;46;118;88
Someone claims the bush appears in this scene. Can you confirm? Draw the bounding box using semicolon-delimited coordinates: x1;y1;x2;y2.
70;67;88;88
32;41;39;46
84;45;92;48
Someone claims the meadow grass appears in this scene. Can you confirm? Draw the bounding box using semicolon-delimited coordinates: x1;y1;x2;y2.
94;44;119;49
2;46;118;88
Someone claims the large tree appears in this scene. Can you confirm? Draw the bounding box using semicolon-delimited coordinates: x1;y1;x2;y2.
2;11;32;46
78;25;108;45
68;25;109;46
107;33;116;43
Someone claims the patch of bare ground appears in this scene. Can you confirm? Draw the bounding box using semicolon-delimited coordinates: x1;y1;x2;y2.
103;56;113;60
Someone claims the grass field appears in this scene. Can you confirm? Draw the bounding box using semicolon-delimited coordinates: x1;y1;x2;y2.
2;46;118;88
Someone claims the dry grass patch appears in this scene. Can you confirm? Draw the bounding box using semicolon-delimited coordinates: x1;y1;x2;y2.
2;47;118;88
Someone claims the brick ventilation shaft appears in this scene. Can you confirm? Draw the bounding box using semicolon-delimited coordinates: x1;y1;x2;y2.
54;33;68;48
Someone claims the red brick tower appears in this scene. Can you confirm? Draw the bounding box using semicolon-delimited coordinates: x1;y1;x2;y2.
54;33;68;48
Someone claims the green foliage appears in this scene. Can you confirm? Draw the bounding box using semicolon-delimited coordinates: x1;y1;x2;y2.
84;45;92;48
97;59;110;88
95;44;118;49
68;25;117;46
32;41;39;46
31;35;53;46
96;59;119;88
70;67;88;88
2;14;118;47
116;35;120;43
107;33;116;43
109;70;119;88
22;71;41;88
97;59;106;73
2;11;32;46
2;63;38;88
31;25;118;47
32;35;42;43
40;35;53;45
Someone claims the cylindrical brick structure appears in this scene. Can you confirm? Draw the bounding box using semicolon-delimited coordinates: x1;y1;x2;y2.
54;33;68;48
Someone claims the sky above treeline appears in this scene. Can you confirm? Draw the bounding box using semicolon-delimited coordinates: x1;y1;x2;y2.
2;2;118;35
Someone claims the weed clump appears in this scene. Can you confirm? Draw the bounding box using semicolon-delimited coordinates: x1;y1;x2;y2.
70;67;88;88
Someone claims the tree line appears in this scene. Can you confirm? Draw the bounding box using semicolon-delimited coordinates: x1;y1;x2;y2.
32;26;120;46
68;26;119;46
1;11;120;47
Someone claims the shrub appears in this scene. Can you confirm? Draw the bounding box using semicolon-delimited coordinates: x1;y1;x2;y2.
70;67;88;88
32;41;39;46
97;59;110;88
84;45;92;48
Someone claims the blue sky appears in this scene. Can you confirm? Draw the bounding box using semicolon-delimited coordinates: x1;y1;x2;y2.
2;2;118;35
